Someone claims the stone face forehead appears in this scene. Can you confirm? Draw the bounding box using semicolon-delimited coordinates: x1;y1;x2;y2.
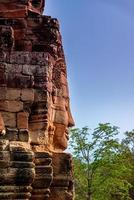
0;0;45;16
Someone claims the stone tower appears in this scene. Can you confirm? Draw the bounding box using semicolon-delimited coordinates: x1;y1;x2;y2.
0;0;74;199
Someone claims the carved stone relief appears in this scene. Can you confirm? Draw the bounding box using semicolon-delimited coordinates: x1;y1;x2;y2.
0;0;74;199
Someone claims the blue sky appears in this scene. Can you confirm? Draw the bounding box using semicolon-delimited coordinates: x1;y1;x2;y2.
45;0;134;134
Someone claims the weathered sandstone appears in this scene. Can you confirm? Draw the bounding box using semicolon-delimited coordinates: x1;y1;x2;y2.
0;0;74;199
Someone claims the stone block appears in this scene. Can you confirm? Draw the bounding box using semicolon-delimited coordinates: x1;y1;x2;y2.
0;191;31;199
10;52;30;65
36;65;48;76
35;166;53;176
14;29;26;40
7;74;34;88
0;8;28;19
17;112;29;129
6;167;35;186
34;158;52;166
50;188;73;200
29;113;48;123
32;175;53;189
0;101;23;112
34;152;52;159
30;188;50;200
30;52;49;66
34;75;47;88
18;129;29;142
29;129;48;145
0;186;32;200
0;63;6;71
0;186;32;193
5;128;19;141
0;139;9;151
22;65;36;75
10;161;34;168
0;160;10;168
5;88;21;101
0;68;6;86
0;87;7;100
52;153;72;176
0;52;9;63
10;151;34;162
0;151;10;161
1;112;16;128
34;90;49;102
21;89;34;102
29;121;48;131
9;52;50;66
5;64;22;74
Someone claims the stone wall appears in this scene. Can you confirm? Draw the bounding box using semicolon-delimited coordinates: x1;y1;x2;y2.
0;1;74;199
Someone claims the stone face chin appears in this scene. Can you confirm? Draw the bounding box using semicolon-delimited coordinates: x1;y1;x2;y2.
0;1;75;200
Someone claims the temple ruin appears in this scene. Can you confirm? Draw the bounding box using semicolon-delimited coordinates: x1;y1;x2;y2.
0;0;74;199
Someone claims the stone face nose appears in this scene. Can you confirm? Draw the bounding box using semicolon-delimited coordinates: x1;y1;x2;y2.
68;114;75;128
68;106;75;128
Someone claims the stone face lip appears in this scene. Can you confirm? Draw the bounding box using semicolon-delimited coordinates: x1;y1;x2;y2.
0;0;45;18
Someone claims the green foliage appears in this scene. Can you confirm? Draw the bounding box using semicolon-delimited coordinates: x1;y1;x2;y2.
69;123;134;200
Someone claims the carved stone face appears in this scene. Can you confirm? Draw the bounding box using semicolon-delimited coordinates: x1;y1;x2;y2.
48;60;75;152
52;98;74;151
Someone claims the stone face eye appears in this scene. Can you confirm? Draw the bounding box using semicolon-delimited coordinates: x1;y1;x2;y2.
31;0;42;8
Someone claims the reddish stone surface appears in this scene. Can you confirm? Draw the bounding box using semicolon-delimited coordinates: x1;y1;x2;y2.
0;0;45;18
0;0;74;199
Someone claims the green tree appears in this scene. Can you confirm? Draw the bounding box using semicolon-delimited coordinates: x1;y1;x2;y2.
121;130;134;199
69;123;133;200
